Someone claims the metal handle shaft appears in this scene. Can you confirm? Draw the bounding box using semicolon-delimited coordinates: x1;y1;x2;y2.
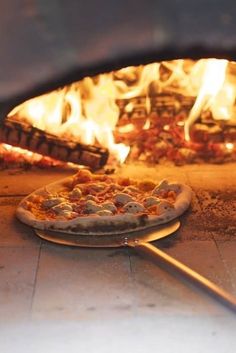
133;242;236;312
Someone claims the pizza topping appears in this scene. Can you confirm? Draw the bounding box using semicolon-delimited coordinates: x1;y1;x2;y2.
117;177;131;186
73;169;92;185
109;183;123;192
42;197;66;208
102;202;117;213
85;195;97;201
138;180;156;192
123;186;139;194
69;187;82;199
123;201;145;214
114;192;133;205
152;179;181;197
88;183;107;192
143;196;161;208
84;200;103;214
52;202;73;214
56;210;79;219
96;209;113;216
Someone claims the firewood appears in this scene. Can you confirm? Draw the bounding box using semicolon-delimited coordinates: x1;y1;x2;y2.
0;118;109;169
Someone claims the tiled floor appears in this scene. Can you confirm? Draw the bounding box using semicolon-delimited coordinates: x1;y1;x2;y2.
0;165;236;352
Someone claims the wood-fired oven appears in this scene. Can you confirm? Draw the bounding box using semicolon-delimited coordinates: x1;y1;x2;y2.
0;2;236;352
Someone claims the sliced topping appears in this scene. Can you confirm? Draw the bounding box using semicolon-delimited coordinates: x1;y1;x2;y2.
96;209;113;216
42;197;66;208
69;186;82;199
143;196;161;208
123;201;145;214
114;192;133;205
84;200;103;214
52;202;73;214
102;202;117;213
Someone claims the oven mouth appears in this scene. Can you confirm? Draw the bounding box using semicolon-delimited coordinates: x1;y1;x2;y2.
1;58;236;169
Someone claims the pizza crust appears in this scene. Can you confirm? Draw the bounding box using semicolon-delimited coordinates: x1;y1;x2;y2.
16;176;192;235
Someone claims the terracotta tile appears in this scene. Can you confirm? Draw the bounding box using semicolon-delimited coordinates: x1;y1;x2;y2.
0;247;40;322
32;244;134;320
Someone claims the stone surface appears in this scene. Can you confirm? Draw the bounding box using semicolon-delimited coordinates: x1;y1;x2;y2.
0;169;73;196
0;197;40;247
31;244;134;320
0;247;39;321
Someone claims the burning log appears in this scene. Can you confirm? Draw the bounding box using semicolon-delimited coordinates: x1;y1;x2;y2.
0;118;109;169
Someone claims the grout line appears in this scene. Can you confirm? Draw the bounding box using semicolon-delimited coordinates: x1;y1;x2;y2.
213;237;236;293
29;240;43;316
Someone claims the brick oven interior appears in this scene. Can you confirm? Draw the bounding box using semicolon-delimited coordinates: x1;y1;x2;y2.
0;1;236;352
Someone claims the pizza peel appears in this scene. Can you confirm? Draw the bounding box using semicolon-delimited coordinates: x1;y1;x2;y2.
35;220;236;312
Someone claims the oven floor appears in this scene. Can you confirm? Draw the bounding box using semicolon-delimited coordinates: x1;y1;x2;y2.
0;165;236;352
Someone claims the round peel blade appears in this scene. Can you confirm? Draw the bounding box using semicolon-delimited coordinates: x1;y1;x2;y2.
34;219;180;248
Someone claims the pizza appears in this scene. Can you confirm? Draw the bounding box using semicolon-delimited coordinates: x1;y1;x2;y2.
16;169;192;235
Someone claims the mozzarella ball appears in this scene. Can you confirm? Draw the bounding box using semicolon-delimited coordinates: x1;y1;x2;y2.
42;197;65;208
123;202;145;214
114;192;133;205
69;187;82;199
143;196;161;208
102;202;117;213
52;202;73;214
84;200;103;214
96;209;113;216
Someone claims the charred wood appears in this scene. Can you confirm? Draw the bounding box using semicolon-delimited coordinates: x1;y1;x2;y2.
0;118;109;169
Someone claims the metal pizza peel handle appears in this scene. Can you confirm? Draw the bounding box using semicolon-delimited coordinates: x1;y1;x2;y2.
131;240;236;313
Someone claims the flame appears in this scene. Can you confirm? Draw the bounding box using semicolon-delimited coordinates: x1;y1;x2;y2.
184;59;235;141
7;58;236;165
225;142;234;151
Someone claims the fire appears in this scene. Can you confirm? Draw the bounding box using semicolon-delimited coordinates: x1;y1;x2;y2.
7;58;236;165
184;59;235;140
